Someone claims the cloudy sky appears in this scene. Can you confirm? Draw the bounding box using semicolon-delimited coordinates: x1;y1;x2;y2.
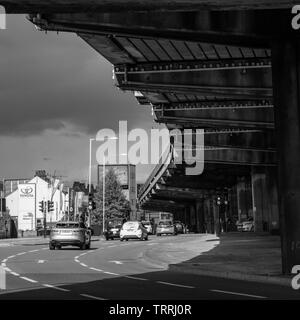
0;15;159;185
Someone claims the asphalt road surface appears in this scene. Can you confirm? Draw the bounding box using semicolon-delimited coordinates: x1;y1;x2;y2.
0;235;299;300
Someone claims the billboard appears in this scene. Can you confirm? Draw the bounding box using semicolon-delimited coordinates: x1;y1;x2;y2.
18;183;36;231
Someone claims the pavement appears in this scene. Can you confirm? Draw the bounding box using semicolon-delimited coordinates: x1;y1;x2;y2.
169;232;291;287
0;233;299;300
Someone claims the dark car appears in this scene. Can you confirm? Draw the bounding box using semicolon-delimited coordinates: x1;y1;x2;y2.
174;221;185;234
104;220;123;240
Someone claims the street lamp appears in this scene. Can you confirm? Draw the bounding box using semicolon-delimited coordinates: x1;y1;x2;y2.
88;138;95;227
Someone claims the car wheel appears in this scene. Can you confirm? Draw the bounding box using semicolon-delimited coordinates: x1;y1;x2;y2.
86;242;91;249
145;235;148;241
120;238;124;242
56;245;61;250
49;243;55;250
157;233;161;236
80;243;87;250
126;238;129;241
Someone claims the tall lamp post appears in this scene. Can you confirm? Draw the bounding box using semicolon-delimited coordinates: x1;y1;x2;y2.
102;155;106;235
88;138;95;228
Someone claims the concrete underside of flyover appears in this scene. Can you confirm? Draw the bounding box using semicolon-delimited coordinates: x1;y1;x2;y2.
16;5;300;274
0;0;295;13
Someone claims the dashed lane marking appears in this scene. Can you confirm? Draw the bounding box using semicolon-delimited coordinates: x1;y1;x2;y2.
109;260;123;265
42;284;70;292
80;293;107;300
89;267;103;272
20;277;38;283
104;271;120;276
37;260;46;264
124;276;148;281
156;281;195;289
210;289;267;299
10;272;20;276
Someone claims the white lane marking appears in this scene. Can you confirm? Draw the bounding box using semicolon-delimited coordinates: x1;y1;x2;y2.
104;271;119;276
2;259;7;262
157;281;195;289
80;294;107;300
3;267;11;272
7;256;15;259
109;260;123;265
74;256;79;259
210;289;267;299
20;277;38;283
42;248;48;250
10;272;20;276
42;284;70;292
16;252;26;256
37;260;46;264
1;263;6;267
147;243;158;246
124;276;148;281
29;250;39;253
80;263;87;267
89;267;103;272
108;245;117;248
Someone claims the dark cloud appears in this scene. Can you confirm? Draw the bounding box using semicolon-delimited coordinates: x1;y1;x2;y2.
0;15;153;137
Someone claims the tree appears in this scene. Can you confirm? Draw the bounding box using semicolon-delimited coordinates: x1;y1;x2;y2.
93;168;130;225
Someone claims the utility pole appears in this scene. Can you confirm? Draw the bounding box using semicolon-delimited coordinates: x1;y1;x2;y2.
87;138;95;227
103;156;106;235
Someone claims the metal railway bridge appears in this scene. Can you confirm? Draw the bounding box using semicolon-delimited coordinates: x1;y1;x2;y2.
1;0;300;274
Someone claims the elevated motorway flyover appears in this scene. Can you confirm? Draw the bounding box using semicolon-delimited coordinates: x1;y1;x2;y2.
1;0;299;273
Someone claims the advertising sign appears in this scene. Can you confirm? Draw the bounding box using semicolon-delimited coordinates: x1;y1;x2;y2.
18;183;36;231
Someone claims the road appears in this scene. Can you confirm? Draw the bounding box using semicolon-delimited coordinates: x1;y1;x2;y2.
0;234;299;300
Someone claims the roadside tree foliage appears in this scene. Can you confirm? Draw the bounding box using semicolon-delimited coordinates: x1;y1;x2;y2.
93;168;130;225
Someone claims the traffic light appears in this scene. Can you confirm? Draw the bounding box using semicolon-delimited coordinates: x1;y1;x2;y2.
88;193;96;210
217;196;221;206
39;201;45;213
47;201;54;212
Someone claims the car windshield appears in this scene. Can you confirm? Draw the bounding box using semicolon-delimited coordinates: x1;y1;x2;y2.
55;223;80;229
122;222;139;230
108;221;122;228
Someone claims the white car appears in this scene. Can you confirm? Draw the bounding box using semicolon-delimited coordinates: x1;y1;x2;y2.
236;217;254;232
120;221;148;241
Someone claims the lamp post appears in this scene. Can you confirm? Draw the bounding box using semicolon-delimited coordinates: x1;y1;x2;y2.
88;138;95;228
102;155;106;235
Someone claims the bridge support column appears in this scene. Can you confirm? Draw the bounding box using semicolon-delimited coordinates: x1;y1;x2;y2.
236;176;252;221
190;204;196;233
272;40;300;274
251;167;280;233
195;199;205;233
251;168;268;232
